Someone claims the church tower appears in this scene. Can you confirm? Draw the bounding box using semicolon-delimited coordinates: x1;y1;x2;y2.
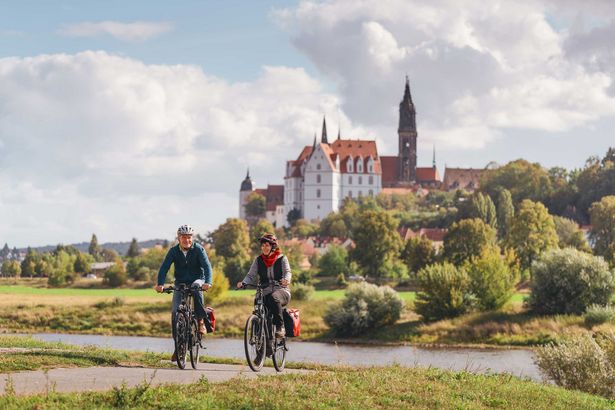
239;169;254;219
398;76;417;182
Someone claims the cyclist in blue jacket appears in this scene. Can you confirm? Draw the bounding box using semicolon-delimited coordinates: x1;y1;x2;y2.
155;225;213;336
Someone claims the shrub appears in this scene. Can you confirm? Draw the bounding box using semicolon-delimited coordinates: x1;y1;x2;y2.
323;282;404;336
585;304;615;328
295;269;315;285
206;268;230;303
414;263;473;321
336;273;347;287
465;248;518;311
536;332;615;400
529;248;615;314
103;264;127;287
292;283;315;301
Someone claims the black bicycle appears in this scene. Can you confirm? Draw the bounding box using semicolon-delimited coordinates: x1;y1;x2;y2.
240;282;288;372
162;284;204;369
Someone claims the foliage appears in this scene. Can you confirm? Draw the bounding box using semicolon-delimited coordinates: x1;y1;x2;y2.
286;207;301;226
401;236;436;275
88;234;101;260
222;255;250;286
459;192;497;229
590;195;615;262
249;219;275;255
291;283;315;301
244;191;266;217
205;268;230;303
585;305;615;328
496;188;514;239
415;263;473;321
102;259;128;287
553;215;591;253
318;245;348;277
295;269;315;285
319;212;349;238
73;253;93;275
529;248;615;314
284;242;305;272
480;159;553;204
575;148;615;221
290;219;320;239
323;282;404;336
465;248;518;311
443;218;497;266
336;272;347;287
211;218;250;260
506;199;558;270
100;248;120;263
536;332;615;400
350;209;403;281
0;260;21;278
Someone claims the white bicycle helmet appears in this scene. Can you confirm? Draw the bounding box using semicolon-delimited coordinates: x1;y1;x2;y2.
177;224;194;236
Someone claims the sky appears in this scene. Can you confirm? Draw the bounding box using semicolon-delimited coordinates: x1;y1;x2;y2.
2;0;615;248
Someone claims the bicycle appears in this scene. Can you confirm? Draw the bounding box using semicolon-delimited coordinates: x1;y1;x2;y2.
162;283;205;370
239;282;288;372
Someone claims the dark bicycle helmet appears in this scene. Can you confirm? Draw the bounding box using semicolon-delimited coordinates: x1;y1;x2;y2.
258;233;278;249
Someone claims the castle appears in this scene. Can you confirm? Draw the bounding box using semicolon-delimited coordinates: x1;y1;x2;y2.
240;78;484;227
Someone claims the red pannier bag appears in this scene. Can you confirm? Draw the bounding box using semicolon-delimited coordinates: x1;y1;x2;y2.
283;308;300;337
206;307;215;332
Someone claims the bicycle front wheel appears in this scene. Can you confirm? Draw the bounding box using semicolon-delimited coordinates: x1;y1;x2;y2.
189;318;200;369
244;314;265;372
272;336;286;372
174;312;189;369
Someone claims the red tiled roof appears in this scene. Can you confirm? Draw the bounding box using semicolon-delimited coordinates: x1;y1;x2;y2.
381;156;398;185
416;167;439;182
265;185;284;211
443;167;484;190
381;187;417;196
329;139;381;174
419;228;447;242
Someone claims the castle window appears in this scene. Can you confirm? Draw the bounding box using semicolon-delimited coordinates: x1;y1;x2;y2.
316;163;321;170
347;157;354;173
349;176;353;184
357;158;363;173
317;174;321;183
317;189;321;198
358;176;362;185
368;176;373;185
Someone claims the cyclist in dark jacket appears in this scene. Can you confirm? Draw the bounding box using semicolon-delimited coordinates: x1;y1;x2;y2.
236;233;291;338
155;225;213;336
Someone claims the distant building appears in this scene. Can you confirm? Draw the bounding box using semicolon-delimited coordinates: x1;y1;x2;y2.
239;171;285;227
442;167;485;191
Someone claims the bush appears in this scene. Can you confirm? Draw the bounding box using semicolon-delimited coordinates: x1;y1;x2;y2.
295;269;315;285
47;269;70;287
336;273;347;287
206;269;230;303
529;248;615;314
414;263;473;321
103;265;127;287
536;332;615;400
465;248;518;311
292;283;315;301
585;304;615;328
323;282;404;336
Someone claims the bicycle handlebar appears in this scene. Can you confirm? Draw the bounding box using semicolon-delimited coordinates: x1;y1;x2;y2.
237;280;282;290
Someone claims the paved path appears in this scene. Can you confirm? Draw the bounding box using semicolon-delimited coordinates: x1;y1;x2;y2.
0;363;310;396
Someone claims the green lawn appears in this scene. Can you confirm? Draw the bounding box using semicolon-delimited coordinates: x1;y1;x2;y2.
0;286;153;297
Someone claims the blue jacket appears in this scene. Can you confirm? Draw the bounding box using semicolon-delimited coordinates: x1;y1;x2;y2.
157;242;212;286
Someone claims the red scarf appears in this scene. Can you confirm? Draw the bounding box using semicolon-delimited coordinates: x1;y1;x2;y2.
261;248;281;268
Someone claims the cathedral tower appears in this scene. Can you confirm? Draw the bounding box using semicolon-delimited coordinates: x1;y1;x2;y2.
398;76;417;182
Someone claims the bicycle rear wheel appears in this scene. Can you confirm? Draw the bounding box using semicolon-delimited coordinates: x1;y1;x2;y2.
244;314;265;372
189;318;200;369
174;312;188;369
272;337;286;371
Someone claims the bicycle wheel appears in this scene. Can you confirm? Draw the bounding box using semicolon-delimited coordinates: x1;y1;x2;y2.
174;312;188;369
189;318;200;369
244;314;265;372
272;335;286;371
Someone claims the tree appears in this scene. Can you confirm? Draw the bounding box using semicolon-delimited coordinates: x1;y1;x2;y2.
290;219;320;239
88;234;101;259
73;253;93;275
480;159;552;204
20;248;39;278
553;216;591;253
589;196;615;260
244;192;266;218
443;218;497;266
506;200;558;270
351;209;402;281
286;208;302;226
466;192;497;229
211;218;251;283
529;248;615;314
103;258;128;287
320;212;349;238
126;238;140;258
0;243;10;261
465;247;518;311
284;241;305;272
401;236;436;275
250;219;275;255
496;189;514;239
1;260;21;278
318;245;349;277
100;248;120;262
415;263;473;321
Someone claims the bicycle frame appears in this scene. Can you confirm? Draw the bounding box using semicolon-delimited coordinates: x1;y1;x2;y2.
163;283;203;369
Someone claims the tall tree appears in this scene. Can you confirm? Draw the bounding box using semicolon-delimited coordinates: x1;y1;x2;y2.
401;236;436;275
496;189;514;239
0;243;10;260
506;199;558;270
88;234;101;259
244;192;266;218
126;238;140;258
1;260;21;278
320;212;349;238
470;192;497;229
443;218;497;266
553;216;591;253
211;218;251;283
480;159;553;204
350;209;402;281
319;245;349;277
589;195;615;265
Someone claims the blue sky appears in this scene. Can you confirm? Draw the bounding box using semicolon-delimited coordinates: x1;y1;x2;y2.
2;0;615;247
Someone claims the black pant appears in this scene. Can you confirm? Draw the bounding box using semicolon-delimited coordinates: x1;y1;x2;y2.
264;289;290;327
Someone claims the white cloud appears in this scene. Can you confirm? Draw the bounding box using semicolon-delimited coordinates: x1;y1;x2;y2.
59;21;173;42
275;0;615;150
0;51;357;246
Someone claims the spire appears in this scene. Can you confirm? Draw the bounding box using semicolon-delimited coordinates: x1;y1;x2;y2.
321;116;328;144
246;168;250;179
240;167;253;191
403;75;413;104
399;76;416;132
312;133;317;150
337;124;341;140
432;144;436;169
